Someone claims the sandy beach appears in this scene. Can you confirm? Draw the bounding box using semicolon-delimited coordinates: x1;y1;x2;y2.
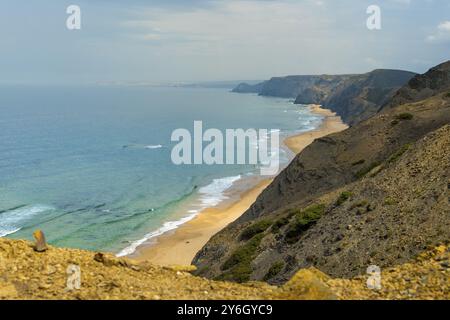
130;105;348;266
284;105;349;154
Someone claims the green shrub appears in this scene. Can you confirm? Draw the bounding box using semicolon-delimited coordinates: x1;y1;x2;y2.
219;233;265;283
350;200;368;210
355;161;382;178
387;144;411;164
395;113;413;121
285;208;301;218
285;204;325;244
384;197;397;206
214;263;253;283
271;217;290;233
240;220;272;240
336;191;353;206
263;261;285;281
352;159;365;166
221;233;264;271
445;92;450;98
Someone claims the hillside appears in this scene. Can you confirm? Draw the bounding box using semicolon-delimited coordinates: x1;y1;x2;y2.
194;63;450;284
232;70;416;125
0;237;448;300
383;60;450;110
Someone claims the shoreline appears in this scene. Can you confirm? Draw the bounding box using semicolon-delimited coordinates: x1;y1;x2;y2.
284;104;349;154
128;104;348;266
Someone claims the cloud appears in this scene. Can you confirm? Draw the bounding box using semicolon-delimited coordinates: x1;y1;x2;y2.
2;0;449;84
124;0;329;46
427;21;450;43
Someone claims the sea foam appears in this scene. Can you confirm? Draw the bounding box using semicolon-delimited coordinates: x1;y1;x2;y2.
116;175;241;257
145;145;163;149
0;205;54;237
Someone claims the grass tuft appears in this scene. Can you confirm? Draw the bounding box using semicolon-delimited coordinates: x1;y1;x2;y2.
352;159;365;166
271;217;291;233
240;220;272;240
263;261;285;281
395;113;414;121
219;234;265;282
336;191;353;206
355;161;382;178
387;144;411;164
284;204;325;244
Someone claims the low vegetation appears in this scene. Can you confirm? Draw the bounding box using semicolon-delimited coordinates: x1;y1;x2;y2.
387;144;411;164
350;200;368;210
263;261;285;281
285;204;325;244
395;112;414;121
336;191;353;206
219;233;264;282
355;161;382;178
384;197;398;206
271;217;290;233
352;159;365;166
240;220;272;240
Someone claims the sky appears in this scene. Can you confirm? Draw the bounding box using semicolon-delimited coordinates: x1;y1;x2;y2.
0;0;449;84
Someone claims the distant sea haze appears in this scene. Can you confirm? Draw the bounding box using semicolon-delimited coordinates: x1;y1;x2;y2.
0;86;323;254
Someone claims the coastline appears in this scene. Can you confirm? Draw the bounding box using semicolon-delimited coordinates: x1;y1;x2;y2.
129;104;349;266
284;104;349;154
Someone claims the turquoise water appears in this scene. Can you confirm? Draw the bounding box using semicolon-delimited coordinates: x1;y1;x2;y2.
0;86;322;254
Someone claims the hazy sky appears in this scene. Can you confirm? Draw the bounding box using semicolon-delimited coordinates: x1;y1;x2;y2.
0;0;449;84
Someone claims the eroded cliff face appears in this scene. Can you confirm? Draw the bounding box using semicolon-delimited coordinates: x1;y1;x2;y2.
232;69;416;125
194;63;450;284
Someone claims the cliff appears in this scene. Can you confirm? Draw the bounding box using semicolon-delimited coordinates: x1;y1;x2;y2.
232;81;266;94
193;62;450;285
232;70;416;125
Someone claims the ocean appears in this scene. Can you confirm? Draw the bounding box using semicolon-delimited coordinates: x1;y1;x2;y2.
0;85;323;255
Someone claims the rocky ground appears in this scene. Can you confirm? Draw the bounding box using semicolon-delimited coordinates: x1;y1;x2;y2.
328;245;450;300
0;237;448;300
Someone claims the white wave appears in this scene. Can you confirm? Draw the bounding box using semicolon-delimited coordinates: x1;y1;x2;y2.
145;144;163;149
0;227;21;237
0;205;54;237
116;212;198;257
198;175;241;207
117;175;242;257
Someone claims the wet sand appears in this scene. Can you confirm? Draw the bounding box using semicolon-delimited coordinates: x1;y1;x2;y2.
129;105;348;266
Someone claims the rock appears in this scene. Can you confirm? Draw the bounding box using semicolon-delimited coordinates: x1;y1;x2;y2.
279;268;338;300
94;252;117;267
33;230;48;252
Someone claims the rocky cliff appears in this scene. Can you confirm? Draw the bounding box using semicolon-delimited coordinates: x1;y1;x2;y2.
232;81;267;93
233;70;416;125
194;62;450;285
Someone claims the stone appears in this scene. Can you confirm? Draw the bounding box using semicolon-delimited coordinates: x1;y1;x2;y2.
33;230;48;252
279;268;338;300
